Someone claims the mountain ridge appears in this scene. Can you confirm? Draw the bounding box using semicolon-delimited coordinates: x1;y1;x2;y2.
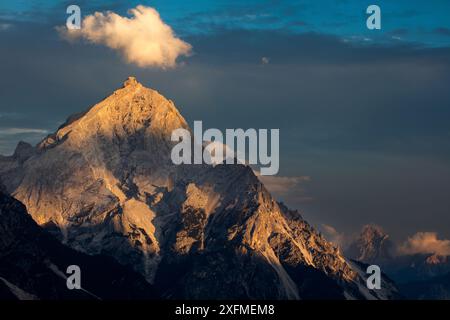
0;77;398;299
0;189;157;299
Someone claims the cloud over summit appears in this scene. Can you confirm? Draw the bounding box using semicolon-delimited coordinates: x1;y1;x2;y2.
60;6;192;68
399;232;450;256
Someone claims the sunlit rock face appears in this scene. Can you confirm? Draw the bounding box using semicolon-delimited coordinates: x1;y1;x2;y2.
0;77;399;299
0;190;156;299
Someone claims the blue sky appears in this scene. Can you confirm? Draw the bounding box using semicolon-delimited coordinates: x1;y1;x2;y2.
1;0;450;46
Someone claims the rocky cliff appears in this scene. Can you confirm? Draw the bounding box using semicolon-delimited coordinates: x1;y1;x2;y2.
0;77;398;299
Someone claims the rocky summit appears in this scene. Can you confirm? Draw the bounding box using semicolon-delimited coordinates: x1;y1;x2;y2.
346;224;394;265
0;77;398;299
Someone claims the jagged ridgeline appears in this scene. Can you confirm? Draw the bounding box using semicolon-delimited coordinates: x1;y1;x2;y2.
0;77;398;299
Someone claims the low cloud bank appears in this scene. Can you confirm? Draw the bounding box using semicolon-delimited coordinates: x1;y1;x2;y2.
398;232;450;256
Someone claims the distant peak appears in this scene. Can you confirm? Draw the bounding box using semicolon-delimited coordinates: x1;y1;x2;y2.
361;224;387;239
345;223;394;264
13;141;33;155
13;141;34;163
426;254;448;265
123;76;139;88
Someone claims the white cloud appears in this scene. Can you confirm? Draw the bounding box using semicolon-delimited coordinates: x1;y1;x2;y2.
261;57;270;65
0;128;48;135
257;174;309;194
399;232;450;256
255;171;312;203
59;6;192;68
320;224;347;248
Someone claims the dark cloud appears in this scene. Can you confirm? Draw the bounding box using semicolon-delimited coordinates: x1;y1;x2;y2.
1;21;450;240
434;27;450;37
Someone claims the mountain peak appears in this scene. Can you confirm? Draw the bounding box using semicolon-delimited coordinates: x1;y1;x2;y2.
361;224;388;240
0;79;398;300
346;224;394;264
37;77;188;151
123;76;139;88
